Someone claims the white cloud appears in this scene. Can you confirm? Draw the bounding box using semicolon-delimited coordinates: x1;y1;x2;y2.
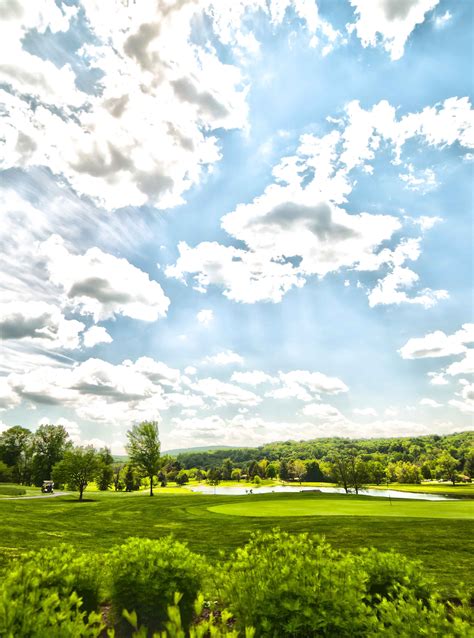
445;351;474;377
41;235;170;322
428;371;449;385
0;301;85;350
348;0;439;61
191;377;261;407
83;326;113;348
399;324;474;359
203;350;244;366
231;370;278;386
301;402;344;419
168;97;473;306
434;10;452;29
449;382;474;414
196;309;214;325
399;164;438;193
419;398;443;408
0;0;343;211
0;377;21;411
368;266;448;308
353;407;378;416
409;215;443;231
279;370;349;395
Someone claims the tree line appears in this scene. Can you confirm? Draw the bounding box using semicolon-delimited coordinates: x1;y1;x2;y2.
1;424;472;499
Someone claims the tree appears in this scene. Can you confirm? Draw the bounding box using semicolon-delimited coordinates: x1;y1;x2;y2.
126;421;161;496
175;470;189;485
0;426;33;484
113;462;125;491
279;459;289;481
206;467;221;486
97;447;114;491
231;468;242;481
265;462;278;479
221;458;233;480
288;459;306;483
436;452;459;486
123;464;140;491
31;425;71;486
52;446;100;501
0;460;12;482
304;460;324;482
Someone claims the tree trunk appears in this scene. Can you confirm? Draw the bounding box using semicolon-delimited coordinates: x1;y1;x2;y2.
79;484;84;501
149;475;153;496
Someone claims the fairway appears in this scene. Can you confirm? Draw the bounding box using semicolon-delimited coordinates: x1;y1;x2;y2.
208;495;474;518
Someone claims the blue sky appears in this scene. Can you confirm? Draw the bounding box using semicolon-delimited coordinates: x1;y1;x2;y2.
0;0;472;452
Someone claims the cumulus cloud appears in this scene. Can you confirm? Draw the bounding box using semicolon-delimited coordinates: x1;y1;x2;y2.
191;377;260;407
301;402;344;419
0;0;343;211
231;370;278;386
0;301;85;349
41;235;170;322
419;398;443;408
196;309;214;325
399;324;474;359
353;407;378;416
83;326;113;348
266;370;348;402
203;350;244;366
348;0;439;61
167;97;472;306
449;381;474;414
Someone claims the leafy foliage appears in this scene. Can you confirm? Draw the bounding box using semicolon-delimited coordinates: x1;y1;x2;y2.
53;446;100;500
109;536;207;632
126;421;161;496
0;545;104;637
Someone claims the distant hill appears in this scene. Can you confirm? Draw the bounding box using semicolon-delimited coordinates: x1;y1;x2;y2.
162;445;242;455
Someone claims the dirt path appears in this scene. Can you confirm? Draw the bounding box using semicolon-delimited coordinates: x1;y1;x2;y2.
0;491;71;501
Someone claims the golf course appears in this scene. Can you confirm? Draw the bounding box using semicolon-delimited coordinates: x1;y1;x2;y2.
1;486;473;599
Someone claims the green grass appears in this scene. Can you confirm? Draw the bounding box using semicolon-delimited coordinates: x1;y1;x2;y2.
208;494;474;518
0;490;472;597
0;484;42;497
369;482;474;498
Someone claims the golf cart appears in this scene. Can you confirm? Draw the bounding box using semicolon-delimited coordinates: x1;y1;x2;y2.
41;480;54;494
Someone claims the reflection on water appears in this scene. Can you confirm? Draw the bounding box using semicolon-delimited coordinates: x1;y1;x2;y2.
189;484;453;501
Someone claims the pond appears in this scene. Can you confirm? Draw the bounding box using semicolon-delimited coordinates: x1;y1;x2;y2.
189;484;453;501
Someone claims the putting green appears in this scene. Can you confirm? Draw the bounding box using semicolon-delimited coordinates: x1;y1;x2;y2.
208;496;474;519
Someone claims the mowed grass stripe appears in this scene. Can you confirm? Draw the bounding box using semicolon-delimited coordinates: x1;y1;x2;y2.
208;496;474;518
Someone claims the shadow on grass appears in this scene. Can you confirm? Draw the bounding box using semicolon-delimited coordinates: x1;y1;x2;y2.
62;498;97;503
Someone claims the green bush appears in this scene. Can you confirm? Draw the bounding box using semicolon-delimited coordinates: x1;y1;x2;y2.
369;591;474;637
122;593;255;638
0;485;26;496
216;530;374;637
0;559;104;637
109;536;207;632
358;547;432;603
215;530;474;638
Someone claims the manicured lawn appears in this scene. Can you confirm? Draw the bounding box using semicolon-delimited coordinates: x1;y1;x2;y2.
369;482;474;498
207;494;474;518
0;490;472;597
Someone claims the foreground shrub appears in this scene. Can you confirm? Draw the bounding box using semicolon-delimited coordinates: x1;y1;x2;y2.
216;530;474;638
0;544;102;617
122;593;256;638
109;536;207;632
216;530;374;637
0;563;104;637
358;547;432;603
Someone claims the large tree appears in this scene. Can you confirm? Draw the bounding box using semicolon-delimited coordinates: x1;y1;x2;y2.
126;421;161;496
0;426;33;484
52;446;100;501
97;447;114;491
32;424;71;486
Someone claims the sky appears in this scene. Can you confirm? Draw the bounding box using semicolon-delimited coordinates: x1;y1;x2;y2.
0;0;472;453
